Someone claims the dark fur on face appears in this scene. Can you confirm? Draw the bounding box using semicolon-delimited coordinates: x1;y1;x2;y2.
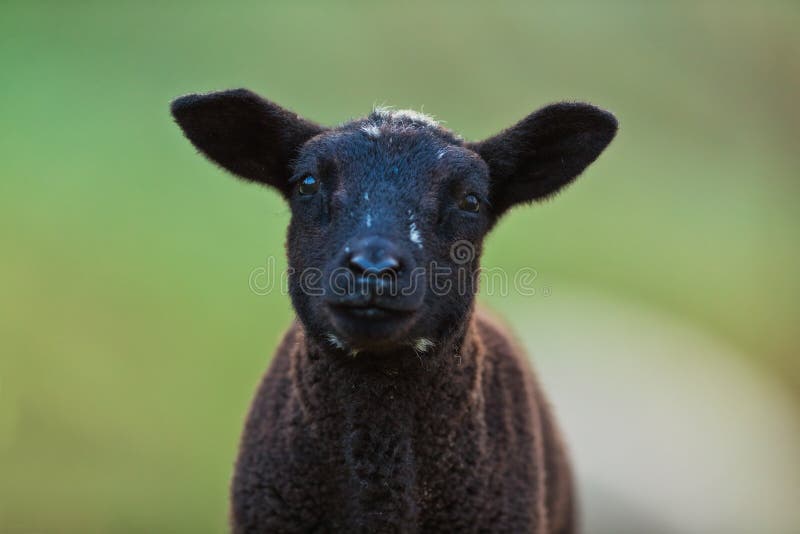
171;88;617;532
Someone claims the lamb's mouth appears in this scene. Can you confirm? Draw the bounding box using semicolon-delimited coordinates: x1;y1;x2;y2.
323;285;423;317
325;299;419;346
329;302;415;320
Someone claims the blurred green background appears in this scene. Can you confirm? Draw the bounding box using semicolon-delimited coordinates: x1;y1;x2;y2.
1;2;798;532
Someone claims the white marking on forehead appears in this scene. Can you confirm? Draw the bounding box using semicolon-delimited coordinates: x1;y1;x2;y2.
363;192;369;201
373;106;439;127
325;334;345;350
409;222;423;249
372;106;392;119
366;213;373;228
413;338;435;353
361;123;381;138
394;109;438;126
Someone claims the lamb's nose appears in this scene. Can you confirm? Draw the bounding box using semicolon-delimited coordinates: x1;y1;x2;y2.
347;237;403;276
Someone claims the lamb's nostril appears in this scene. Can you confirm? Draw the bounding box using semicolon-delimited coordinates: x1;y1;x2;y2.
349;252;400;275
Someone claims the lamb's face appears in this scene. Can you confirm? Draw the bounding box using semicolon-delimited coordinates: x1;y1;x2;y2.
171;89;617;357
286;111;491;352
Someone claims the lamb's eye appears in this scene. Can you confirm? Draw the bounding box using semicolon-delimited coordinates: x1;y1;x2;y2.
459;193;480;213
298;175;319;195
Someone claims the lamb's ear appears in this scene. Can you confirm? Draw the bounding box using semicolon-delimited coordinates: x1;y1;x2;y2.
170;89;326;197
467;102;617;216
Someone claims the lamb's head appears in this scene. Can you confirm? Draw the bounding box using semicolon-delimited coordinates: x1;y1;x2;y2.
171;89;617;356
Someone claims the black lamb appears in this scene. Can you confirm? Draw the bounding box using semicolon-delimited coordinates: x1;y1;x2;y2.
171;88;617;533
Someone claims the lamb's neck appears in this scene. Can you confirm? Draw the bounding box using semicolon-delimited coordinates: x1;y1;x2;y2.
292;322;481;529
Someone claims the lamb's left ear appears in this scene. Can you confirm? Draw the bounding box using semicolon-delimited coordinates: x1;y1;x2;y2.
170;89;326;197
467;103;617;216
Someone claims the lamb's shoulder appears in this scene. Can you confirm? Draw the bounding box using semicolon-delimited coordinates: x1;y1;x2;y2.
473;305;538;388
473;306;575;533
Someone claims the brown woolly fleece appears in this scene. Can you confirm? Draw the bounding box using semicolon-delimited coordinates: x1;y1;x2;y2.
232;308;573;533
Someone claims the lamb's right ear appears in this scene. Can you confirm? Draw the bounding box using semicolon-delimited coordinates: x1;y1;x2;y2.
170;89;326;197
467;102;617;216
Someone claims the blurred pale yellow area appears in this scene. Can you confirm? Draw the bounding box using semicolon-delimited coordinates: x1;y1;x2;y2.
1;2;798;532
